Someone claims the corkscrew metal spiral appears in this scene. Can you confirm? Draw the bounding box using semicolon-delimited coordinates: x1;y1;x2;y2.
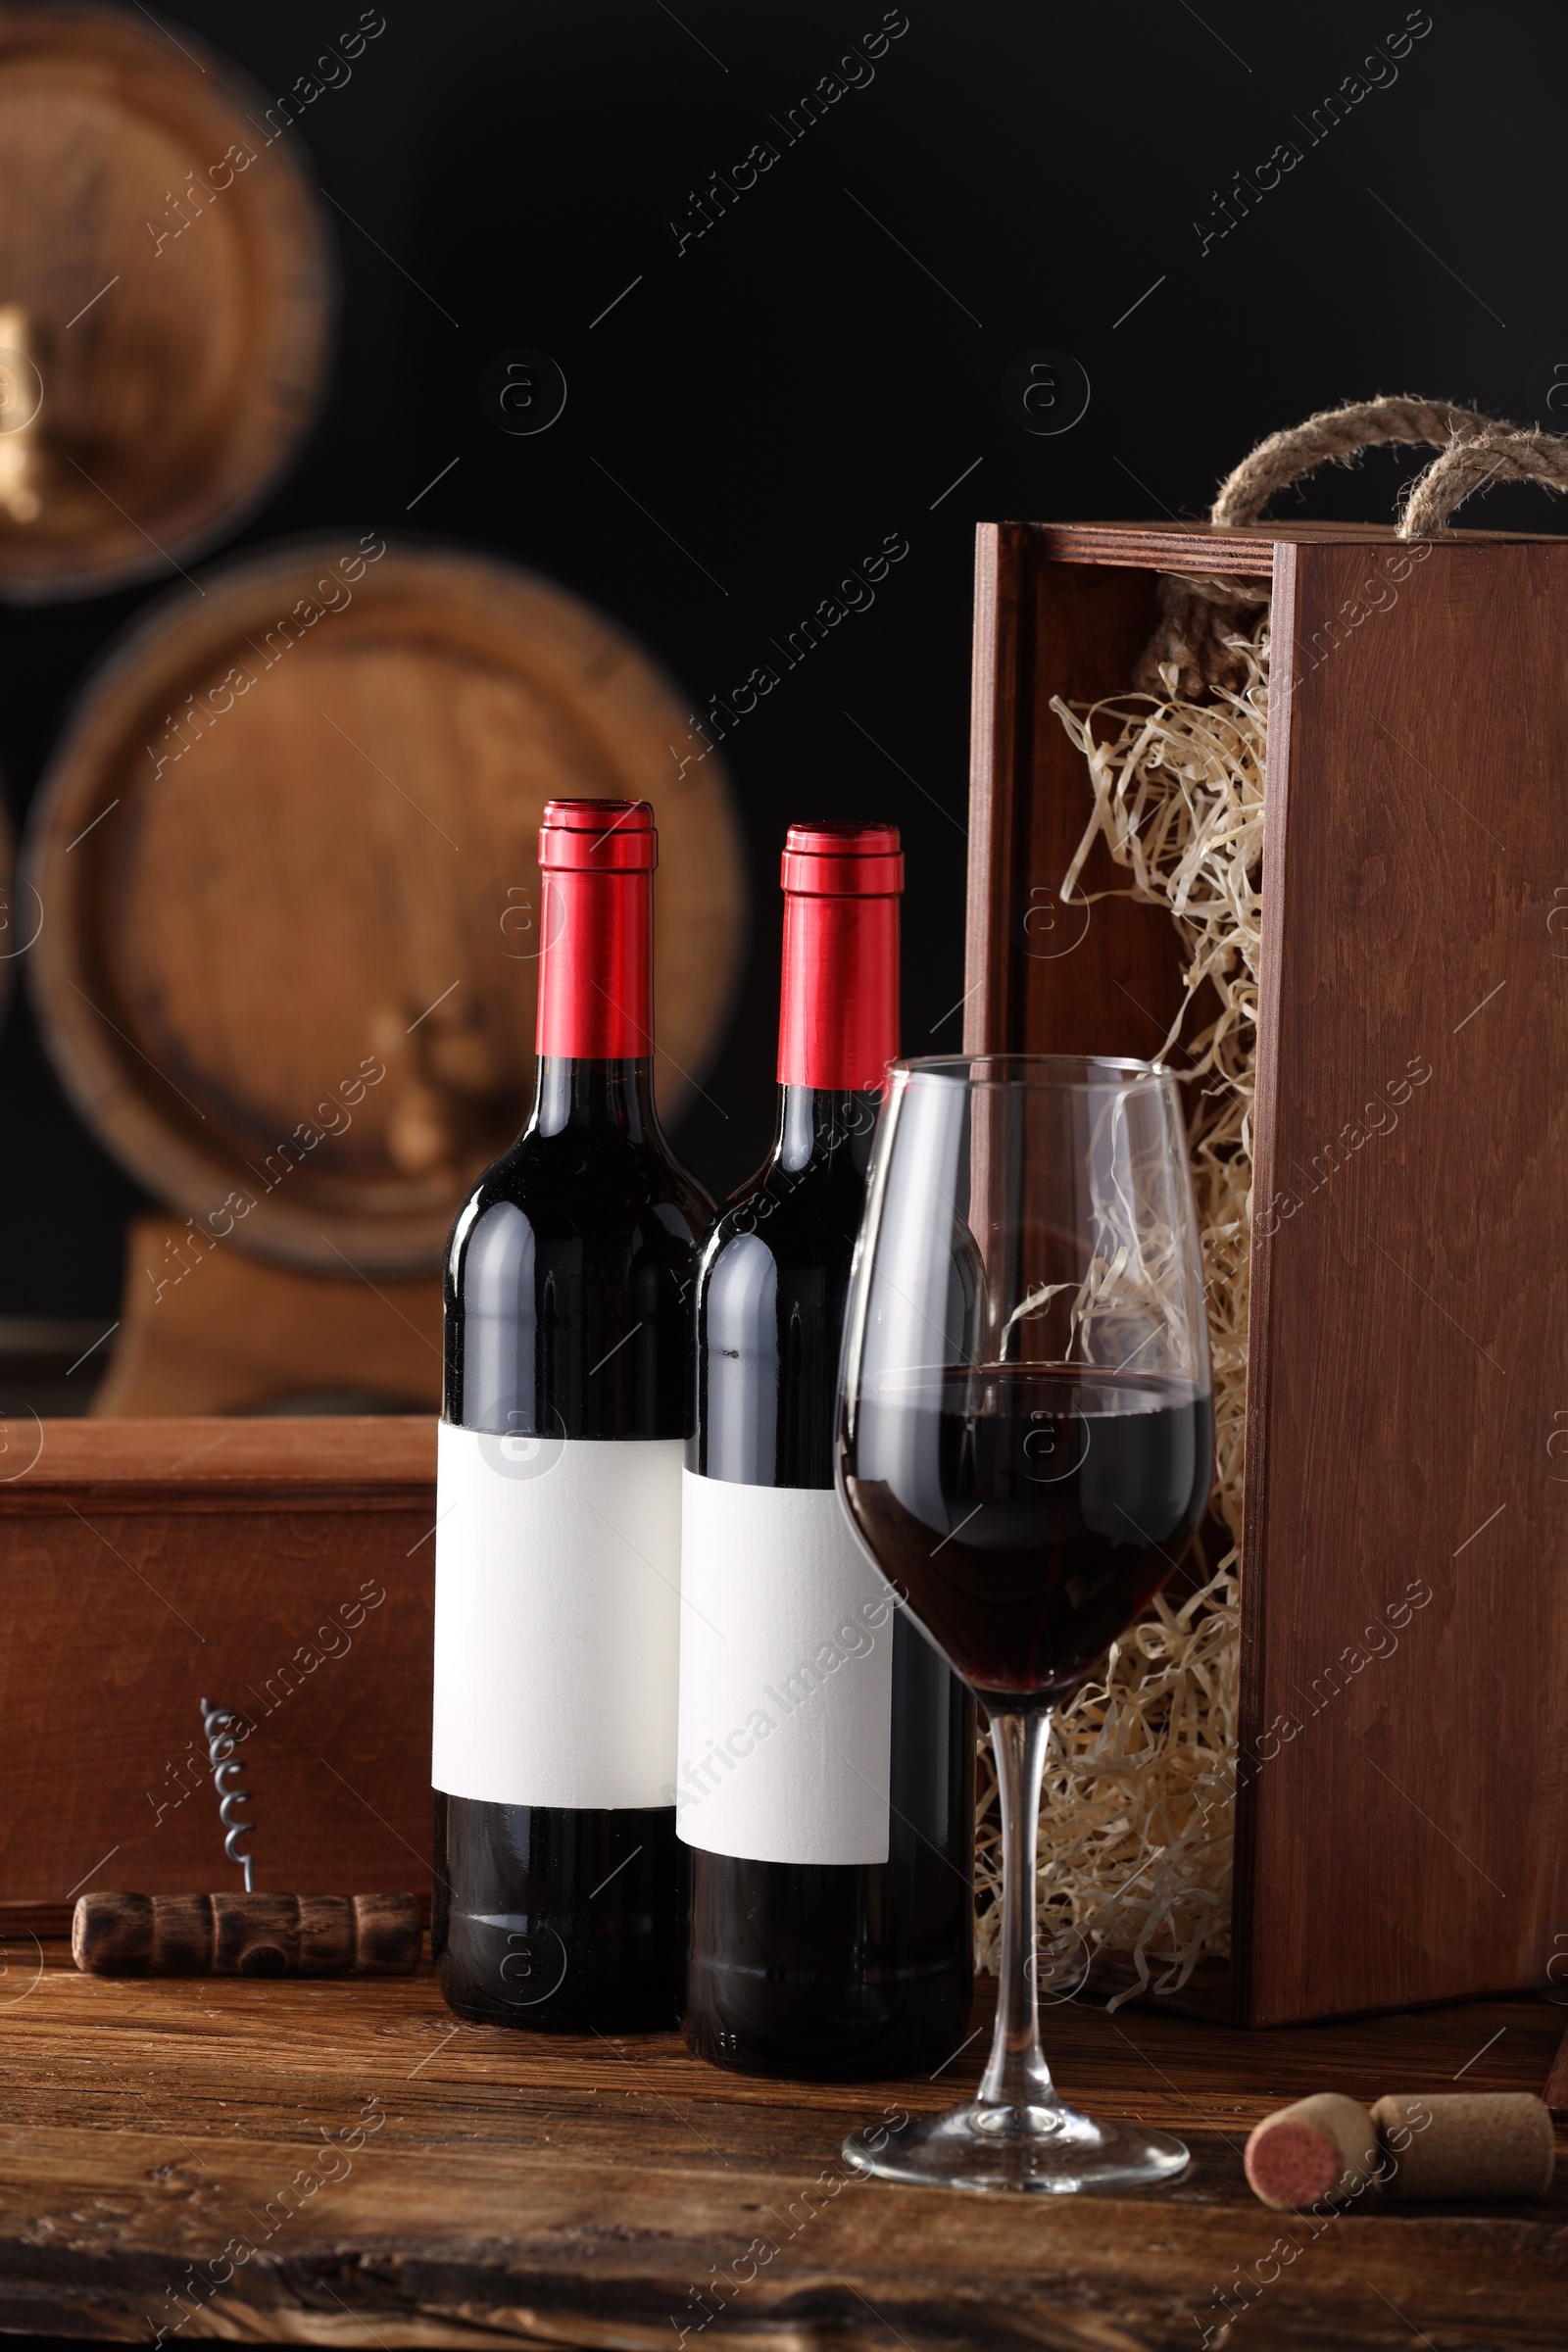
71;1698;420;1979
200;1698;256;1892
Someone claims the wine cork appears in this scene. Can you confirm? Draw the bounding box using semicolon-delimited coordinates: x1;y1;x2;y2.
1372;2093;1555;2201
1244;2093;1380;2210
73;1891;421;1977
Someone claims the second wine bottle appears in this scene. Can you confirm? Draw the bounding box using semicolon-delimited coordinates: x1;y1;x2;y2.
679;820;975;2079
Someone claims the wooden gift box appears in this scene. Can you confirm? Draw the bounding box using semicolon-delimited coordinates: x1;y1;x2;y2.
964;518;1568;2027
0;1420;436;1935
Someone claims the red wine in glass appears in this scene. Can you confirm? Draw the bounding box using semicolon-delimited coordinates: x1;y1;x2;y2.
845;1364;1212;1706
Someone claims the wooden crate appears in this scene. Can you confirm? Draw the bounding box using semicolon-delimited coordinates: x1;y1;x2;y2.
0;1419;436;1932
964;518;1568;2027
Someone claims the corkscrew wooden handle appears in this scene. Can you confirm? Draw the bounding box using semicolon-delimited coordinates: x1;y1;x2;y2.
72;1891;421;1977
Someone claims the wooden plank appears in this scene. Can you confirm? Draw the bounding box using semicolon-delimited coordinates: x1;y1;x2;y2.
0;1948;1561;2348
1242;539;1568;2025
963;529;1189;1061
1230;539;1298;2034
1028;520;1560;576
1548;2020;1568;2114
962;523;1012;1054
0;1413;436;1510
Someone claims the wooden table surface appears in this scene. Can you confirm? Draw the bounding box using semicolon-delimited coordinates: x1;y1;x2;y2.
0;1943;1562;2349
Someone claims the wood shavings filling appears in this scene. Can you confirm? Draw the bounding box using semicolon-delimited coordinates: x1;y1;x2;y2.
972;588;1268;2006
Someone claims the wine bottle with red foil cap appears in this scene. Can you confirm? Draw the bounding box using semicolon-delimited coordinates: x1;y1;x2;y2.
679;821;975;2078
431;798;711;2032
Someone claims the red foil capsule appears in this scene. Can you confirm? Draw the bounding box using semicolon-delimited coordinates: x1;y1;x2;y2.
536;799;657;1059
777;820;903;1091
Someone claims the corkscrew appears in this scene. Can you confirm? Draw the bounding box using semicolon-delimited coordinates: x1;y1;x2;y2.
72;1695;421;1979
201;1696;256;1891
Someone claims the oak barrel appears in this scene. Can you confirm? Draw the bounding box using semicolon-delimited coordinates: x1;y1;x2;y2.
24;537;745;1273
0;3;335;601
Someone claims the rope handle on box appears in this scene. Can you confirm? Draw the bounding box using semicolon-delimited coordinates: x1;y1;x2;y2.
1208;395;1492;531
1139;395;1568;695
1399;420;1568;534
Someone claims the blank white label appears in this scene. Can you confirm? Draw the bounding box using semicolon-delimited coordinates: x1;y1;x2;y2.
432;1425;683;1811
676;1472;894;1865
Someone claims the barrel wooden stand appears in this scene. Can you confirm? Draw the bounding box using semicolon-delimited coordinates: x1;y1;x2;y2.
94;1214;442;1417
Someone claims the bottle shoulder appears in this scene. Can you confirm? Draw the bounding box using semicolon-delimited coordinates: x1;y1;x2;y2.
458;1126;712;1250
699;1154;866;1285
444;1124;708;1438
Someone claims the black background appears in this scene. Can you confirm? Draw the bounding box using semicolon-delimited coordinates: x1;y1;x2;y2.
1;0;1558;1316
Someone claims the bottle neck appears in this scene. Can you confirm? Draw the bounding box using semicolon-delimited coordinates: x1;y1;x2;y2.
534;1056;658;1139
536;868;653;1061
774;1083;881;1178
777;888;899;1093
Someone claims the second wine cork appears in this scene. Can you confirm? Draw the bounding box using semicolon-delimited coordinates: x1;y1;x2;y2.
1244;2093;1380;2210
1372;2093;1555;2201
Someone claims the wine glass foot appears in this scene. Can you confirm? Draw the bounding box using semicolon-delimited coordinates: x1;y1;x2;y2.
844;2099;1189;2194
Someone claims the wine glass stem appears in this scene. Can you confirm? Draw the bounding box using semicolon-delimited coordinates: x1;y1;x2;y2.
976;1707;1059;2114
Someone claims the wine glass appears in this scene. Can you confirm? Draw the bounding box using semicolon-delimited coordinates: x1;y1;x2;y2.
836;1054;1212;2192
